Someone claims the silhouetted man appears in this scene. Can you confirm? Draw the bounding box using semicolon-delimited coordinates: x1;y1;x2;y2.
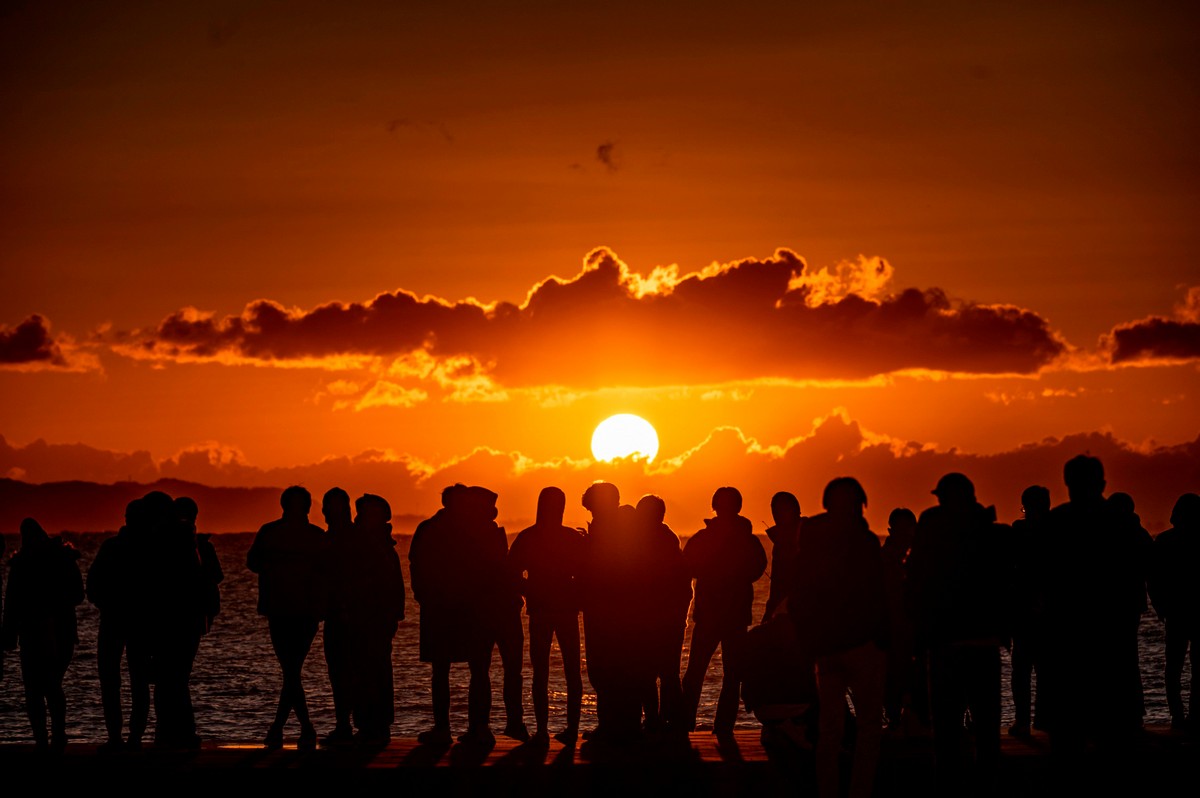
321;486;355;745
907;473;1011;795
681;487;767;737
1108;491;1153;730
1148;493;1200;733
789;477;888;798
1008;485;1050;736
247;486;327;751
509;487;586;745
1042;455;1145;767
2;518;84;753
763;492;802;622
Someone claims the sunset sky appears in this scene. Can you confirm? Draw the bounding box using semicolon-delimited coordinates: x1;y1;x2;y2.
2;1;1197;533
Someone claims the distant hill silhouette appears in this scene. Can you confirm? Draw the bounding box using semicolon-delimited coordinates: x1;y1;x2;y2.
0;478;424;534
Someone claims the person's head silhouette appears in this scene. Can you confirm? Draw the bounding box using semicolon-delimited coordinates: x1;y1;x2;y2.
281;485;312;518
711;487;743;518
582;482;620;520
1063;455;1105;503
536;486;566;525
931;473;975;509
1170;493;1200;528
322;487;351;527
636;494;667;526
1020;485;1051;520
771;491;800;526
887;508;916;547
822;477;867;518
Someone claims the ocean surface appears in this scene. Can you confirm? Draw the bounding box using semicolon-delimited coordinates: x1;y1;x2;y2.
0;532;1183;745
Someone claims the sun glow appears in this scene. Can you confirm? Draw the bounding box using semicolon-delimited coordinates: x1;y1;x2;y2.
591;414;660;462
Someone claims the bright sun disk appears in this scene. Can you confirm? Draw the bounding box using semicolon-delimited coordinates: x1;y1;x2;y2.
591;414;659;462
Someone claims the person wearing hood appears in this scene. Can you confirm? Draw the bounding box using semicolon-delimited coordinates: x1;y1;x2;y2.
334;493;405;745
247;485;328;751
680;486;767;736
2;518;84;753
907;472;1011;796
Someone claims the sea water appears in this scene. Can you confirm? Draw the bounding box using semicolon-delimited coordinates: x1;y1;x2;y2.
0;533;1182;744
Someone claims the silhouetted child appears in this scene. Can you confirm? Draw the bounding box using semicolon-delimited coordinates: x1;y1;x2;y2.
247;486;328;751
86;498;146;753
681;487;767;737
2;518;84;753
789;477;888;798
907;473;1011;796
763;492;803;622
1149;493;1200;733
320;486;355;745
509;487;586;745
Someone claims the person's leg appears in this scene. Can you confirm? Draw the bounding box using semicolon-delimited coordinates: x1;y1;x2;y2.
815;651;851;798
659;623;685;729
497;611;527;737
559;615;583;740
48;639;74;751
97;617;125;745
429;661;451;734
1187;626;1199;728
1010;630;1032;731
681;622;720;731
1164;619;1186;725
966;646;1002;791
529;615;553;736
323;620;353;736
714;627;747;734
126;635;151;746
268;618;295;736
19;646;48;748
928;645;969;796
845;644;886;798
467;648;494;735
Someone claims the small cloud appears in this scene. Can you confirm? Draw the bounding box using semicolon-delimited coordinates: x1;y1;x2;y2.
0;314;99;372
597;141;618;171
1104;285;1200;366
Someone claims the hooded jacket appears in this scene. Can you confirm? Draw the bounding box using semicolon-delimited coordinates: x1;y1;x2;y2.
683;514;766;629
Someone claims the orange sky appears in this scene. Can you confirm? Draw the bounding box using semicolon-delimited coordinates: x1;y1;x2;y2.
1;1;1197;533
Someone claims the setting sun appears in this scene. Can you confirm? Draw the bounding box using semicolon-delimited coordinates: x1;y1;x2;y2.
590;414;660;463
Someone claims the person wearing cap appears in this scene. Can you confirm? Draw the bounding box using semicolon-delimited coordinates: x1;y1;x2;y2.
907;472;1012;795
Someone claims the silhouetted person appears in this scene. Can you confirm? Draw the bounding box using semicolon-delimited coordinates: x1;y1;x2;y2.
1008;485;1051;736
509;487;586;745
1;518;84;753
1109;491;1153;730
576;481;625;742
247;486;327;750
320;486;355;745
1149;493;1200;733
331;493;404;744
86;498;147;753
882;507;921;731
789;477;888;798
410;484;506;747
681;487;767;737
1041;455;1145;768
907;473;1011;795
763;492;802;622
635;494;691;735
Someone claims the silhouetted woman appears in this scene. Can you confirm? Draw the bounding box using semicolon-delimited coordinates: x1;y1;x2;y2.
247;486;328;750
2;518;84;753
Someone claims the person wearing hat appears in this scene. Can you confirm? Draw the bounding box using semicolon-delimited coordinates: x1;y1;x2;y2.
907;472;1012;795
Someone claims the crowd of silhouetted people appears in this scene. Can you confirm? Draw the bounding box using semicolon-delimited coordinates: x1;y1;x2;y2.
1;455;1197;794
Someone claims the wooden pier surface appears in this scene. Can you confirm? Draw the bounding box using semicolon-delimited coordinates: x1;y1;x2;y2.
0;726;1194;794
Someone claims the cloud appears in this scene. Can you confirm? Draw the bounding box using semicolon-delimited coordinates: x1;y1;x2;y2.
118;248;1068;390
596;141;617;171
5;414;1196;534
0;314;85;369
1105;286;1200;366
